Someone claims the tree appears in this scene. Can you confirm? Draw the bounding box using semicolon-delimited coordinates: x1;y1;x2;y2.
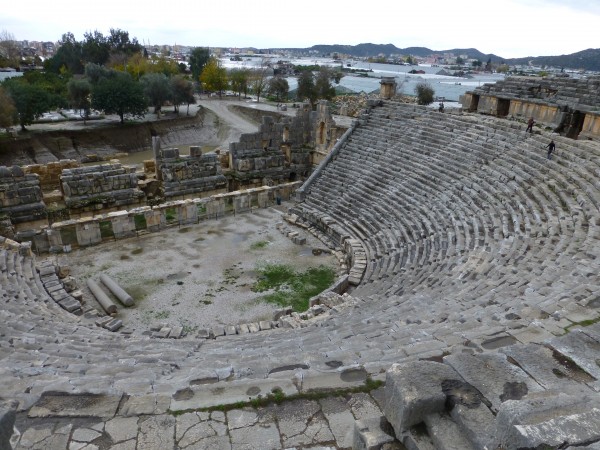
189;47;210;81
107;28;142;56
455;56;464;65
3;78;54;130
0;30;20;68
140;73;171;116
297;70;316;105
148;55;180;77
126;53;150;81
45;32;84;75
200;57;227;97
267;76;289;102
229;68;250;99
84;62;112;84
82;30;110;65
91;72;147;123
250;59;270;103
414;82;435;105
170;75;195;115
67;78;92;122
472;59;483;68
315;67;336;101
0;86;16;132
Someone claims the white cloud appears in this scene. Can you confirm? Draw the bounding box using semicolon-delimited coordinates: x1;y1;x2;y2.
1;0;599;57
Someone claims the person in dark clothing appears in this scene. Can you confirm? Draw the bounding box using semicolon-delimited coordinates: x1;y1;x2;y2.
546;140;556;159
526;117;535;133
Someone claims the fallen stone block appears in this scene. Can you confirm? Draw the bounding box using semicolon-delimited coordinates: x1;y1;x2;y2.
259;320;272;331
103;319;123;332
384;361;462;436
168;326;183;339
493;393;600;449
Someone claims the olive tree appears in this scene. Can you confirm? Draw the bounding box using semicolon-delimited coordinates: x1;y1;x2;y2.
140;73;171;116
91;72;147;123
67;78;92;123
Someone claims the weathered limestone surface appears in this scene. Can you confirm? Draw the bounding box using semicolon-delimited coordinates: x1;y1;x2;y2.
6;97;600;448
60;163;145;212
0;166;46;224
157;147;227;199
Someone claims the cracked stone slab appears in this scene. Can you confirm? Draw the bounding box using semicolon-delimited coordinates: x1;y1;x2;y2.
268;399;335;448
137;415;175;450
28;394;122;419
229;421;280;450
319;396;356;448
105;416;139;443
16;423;72;449
176;411;228;449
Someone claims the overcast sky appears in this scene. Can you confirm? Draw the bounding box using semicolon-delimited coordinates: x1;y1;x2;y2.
2;0;599;58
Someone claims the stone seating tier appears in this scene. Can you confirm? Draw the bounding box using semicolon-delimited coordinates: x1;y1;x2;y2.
4;100;600;449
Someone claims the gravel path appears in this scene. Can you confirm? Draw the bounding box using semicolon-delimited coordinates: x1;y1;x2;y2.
58;206;341;335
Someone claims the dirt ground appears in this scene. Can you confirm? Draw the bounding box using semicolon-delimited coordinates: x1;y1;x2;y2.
52;205;341;335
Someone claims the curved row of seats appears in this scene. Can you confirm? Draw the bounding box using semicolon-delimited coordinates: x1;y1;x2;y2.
3;100;600;417
295;101;600;330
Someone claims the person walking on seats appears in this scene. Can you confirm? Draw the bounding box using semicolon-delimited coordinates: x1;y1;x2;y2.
546;140;556;160
526;117;535;133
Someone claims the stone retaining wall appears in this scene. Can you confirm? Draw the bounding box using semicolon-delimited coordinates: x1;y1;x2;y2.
0;166;46;224
20;182;302;254
156;146;228;199
60;163;146;213
22;159;80;190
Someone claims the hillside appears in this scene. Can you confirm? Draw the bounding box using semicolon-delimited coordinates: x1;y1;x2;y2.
270;43;600;71
505;48;600;71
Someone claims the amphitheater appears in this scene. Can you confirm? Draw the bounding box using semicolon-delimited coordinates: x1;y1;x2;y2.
4;76;600;449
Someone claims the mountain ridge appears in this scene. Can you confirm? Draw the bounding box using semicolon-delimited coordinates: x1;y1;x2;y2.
266;43;600;71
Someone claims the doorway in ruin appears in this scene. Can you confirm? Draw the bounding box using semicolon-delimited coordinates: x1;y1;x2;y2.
497;99;510;117
566;110;585;139
469;94;480;112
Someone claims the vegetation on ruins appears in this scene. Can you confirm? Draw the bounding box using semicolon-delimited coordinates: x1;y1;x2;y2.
169;377;383;415
252;263;336;311
414;82;435;105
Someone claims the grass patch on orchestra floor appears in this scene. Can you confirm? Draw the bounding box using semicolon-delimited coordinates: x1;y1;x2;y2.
251;263;336;312
249;240;270;250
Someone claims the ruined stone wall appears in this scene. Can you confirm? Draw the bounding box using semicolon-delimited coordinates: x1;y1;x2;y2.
22;159;80;191
229;102;339;186
461;75;600;139
156;147;228;199
60;164;145;213
0;166;46;224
